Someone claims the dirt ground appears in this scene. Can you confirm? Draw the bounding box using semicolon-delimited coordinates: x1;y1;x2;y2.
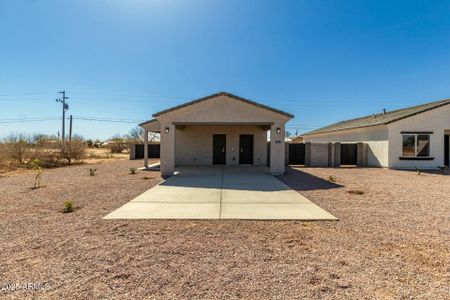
0;161;448;299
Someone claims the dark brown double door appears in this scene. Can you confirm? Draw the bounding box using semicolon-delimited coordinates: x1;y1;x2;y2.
212;134;254;165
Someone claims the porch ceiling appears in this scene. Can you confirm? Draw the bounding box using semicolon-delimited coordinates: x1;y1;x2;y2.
172;122;274;126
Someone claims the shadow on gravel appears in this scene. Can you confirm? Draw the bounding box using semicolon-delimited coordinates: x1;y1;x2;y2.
277;167;344;191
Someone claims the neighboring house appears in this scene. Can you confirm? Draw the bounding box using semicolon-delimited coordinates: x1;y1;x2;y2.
139;92;294;176
301;98;450;169
290;136;304;143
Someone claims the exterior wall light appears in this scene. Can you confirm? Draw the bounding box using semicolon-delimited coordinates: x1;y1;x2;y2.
276;127;281;134
165;127;170;133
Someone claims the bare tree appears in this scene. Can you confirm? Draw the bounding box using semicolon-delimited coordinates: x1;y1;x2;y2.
128;126;160;143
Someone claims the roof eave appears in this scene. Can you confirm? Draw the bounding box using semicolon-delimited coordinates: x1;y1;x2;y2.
152;92;294;119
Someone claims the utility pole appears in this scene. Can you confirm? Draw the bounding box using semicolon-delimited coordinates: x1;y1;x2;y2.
56;91;69;142
69;115;73;142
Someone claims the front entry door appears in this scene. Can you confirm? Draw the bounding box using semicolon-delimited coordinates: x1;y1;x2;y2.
445;135;449;166
213;134;226;165
341;144;358;165
239;134;254;165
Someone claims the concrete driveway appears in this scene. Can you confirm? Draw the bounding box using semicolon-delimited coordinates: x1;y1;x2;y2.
104;167;337;220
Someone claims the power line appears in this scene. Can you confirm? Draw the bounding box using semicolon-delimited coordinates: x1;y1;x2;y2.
0;118;60;124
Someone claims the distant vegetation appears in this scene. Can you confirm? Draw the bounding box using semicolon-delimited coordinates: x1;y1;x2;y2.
0;127;160;174
0;133;86;172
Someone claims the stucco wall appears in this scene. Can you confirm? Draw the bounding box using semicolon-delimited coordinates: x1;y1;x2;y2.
303;125;389;167
154;95;291;175
310;143;330;167
387;104;450;169
174;125;267;166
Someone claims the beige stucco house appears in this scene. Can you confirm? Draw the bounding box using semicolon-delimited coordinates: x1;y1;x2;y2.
301;98;450;169
139;92;294;176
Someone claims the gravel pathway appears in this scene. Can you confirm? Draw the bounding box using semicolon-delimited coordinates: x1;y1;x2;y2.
0;161;448;299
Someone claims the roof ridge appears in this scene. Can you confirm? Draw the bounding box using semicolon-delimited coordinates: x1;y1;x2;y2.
152;91;294;118
302;97;450;136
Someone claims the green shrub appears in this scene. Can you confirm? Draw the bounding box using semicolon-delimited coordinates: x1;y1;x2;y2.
89;168;97;176
415;167;421;176
63;201;74;213
328;175;337;183
130;167;137;175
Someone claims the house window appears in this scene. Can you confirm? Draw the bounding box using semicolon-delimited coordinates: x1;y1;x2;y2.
402;134;430;157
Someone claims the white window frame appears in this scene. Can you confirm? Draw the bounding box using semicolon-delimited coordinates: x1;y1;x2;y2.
401;133;431;157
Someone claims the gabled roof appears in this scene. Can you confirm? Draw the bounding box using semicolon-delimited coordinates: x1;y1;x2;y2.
303;98;450;136
139;118;157;127
152;92;294;118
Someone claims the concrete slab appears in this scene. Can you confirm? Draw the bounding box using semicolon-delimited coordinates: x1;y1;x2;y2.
221;189;311;203
104;202;220;219
130;186;221;203
104;166;337;221
221;203;336;220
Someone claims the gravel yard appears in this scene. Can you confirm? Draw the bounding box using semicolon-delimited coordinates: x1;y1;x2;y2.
0;160;449;299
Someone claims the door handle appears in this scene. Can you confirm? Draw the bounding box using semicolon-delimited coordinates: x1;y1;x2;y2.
222;148;225;153
240;148;243;153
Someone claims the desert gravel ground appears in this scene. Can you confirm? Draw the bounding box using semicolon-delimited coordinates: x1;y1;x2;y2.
0;160;449;299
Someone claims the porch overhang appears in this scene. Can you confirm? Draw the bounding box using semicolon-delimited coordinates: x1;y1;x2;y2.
139;119;161;133
173;122;273;131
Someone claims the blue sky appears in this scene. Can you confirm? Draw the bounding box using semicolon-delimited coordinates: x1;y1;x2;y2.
1;0;450;139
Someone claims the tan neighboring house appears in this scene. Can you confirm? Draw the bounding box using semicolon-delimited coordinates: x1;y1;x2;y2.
139;92;294;176
301;98;450;169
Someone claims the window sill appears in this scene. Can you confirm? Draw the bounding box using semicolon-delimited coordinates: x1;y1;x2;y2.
399;157;434;161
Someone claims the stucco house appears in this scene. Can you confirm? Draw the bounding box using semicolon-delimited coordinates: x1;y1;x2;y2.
139;92;293;176
301;98;450;169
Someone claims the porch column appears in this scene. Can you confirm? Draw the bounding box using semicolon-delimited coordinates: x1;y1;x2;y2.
160;123;175;176
270;123;286;175
144;129;149;168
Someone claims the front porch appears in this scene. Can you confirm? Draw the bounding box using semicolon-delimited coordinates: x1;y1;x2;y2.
142;122;287;176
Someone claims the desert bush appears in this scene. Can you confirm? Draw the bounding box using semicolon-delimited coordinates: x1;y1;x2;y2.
30;135;60;168
130;167;137;175
63;201;74;213
59;138;86;165
89;168;97;176
415;167;421;176
30;159;43;189
348;190;365;195
328;175;337;182
3;133;31;166
1;133;88;171
0;143;8;170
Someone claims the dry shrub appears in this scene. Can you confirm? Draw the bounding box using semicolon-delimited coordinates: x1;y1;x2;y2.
1;134;86;171
348;189;365;195
59;138;86;165
3;134;31;167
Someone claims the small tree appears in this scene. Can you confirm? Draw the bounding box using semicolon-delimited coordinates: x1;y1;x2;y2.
59;137;86;165
30;159;43;189
4;133;31;166
128;126;160;144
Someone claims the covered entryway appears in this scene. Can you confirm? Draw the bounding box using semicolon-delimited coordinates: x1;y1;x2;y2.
289;143;305;165
341;143;358;165
104;167;337;220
